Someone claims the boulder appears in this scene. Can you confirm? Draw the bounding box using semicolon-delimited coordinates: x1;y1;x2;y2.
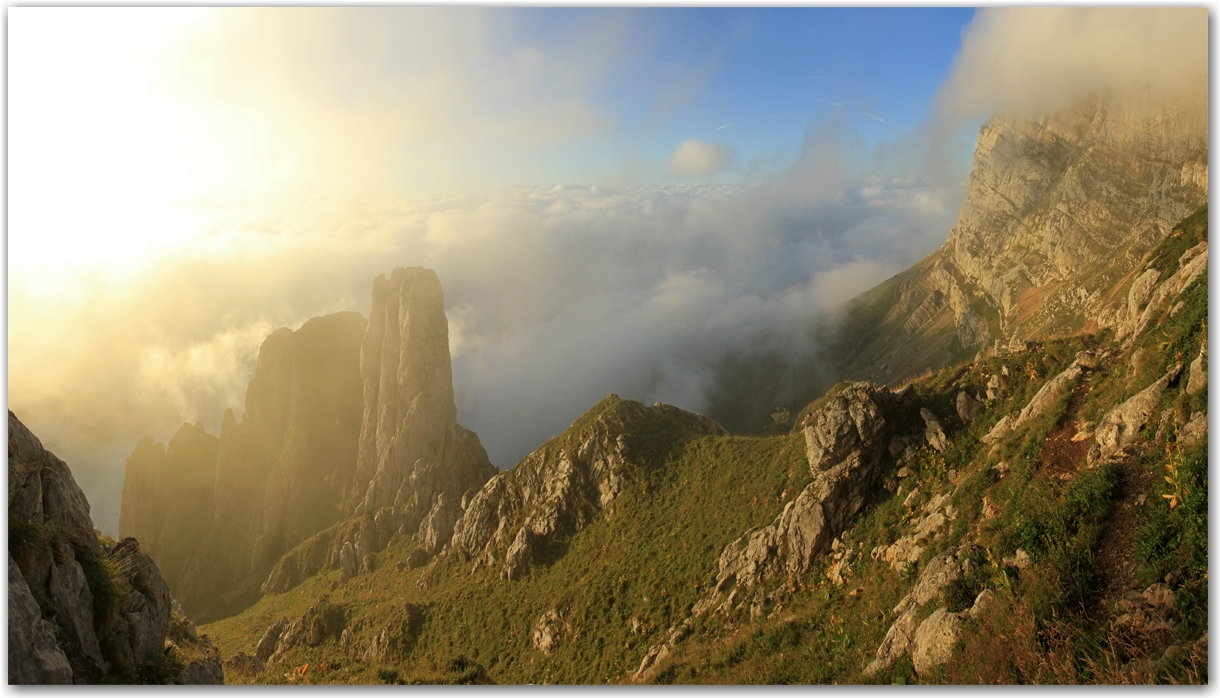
708;384;898;598
532;610;566;656
911;607;963;676
985;374;1004;401
1092;364;1184;463
1179;411;1207;447
254;617;289;661
1186;346;1207;395
1015;362;1083;428
920;408;948;452
956;391;984;424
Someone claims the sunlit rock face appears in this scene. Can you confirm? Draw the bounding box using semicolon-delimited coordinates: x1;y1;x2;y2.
836;94;1207;386
348;267;496;532
120;311;366;619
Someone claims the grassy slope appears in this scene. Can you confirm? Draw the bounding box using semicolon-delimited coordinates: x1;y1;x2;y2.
202;207;1207;685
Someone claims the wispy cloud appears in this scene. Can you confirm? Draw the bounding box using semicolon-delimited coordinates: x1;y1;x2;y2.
713;112;784;132
863;111;886;123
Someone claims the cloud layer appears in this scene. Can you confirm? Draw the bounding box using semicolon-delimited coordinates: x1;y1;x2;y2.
936;7;1207;123
9;168;959;535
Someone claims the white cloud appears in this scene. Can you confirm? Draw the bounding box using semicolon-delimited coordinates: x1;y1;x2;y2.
936;7;1207;123
668;139;735;177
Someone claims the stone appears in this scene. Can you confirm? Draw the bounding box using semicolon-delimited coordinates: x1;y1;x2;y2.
532;610;566;656
982;413;1016;444
339;542;358;583
865;547;970;675
406;547;430;569
47;544;107;673
912;607;963;676
9;412;181;683
255;617;289;661
981;496;1001;519
920;408;949;452
1186;347;1207;395
1015;363;1083;428
8;554;73;684
985;374;1004;401
502;527;537;581
956;391;984;424
271;596;346;661
417;492;462;557
1179;411;1207;447
1092;364;1184;462
177;657;225;685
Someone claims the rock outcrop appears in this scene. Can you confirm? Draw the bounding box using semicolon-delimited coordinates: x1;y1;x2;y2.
120;311;367;617
1090;363;1184;463
9;411;217;684
864;545;992;677
260;269;497;594
625;383;917;682
450;395;725;580
834;94;1207;386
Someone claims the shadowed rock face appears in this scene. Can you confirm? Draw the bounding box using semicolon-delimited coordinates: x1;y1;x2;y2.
9;411;200;684
120;311;367;619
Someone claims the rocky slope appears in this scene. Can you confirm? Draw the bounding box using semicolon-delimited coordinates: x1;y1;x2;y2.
833;94;1207;385
120;311;367;619
9;411;224;685
235;204;1208;685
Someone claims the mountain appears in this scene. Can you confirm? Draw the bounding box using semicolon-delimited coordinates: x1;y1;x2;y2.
120;311;367;619
9;411;224;684
830;94;1207;386
185;94;1206;685
119;269;498;622
202;203;1206;685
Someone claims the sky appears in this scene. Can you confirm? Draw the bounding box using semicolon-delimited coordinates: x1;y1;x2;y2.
6;7;1207;534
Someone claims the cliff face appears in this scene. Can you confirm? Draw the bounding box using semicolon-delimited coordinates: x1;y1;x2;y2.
120;311;367;619
833;94;1207;385
349;267;496;526
119;422;219;584
263;268;496;595
10;411;222;685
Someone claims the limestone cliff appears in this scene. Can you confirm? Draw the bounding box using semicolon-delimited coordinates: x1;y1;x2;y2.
120;311;366;619
263;268;496;594
348;267;496;525
834;94;1207;385
9;411;222;685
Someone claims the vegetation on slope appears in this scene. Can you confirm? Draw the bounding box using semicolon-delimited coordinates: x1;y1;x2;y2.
202;206;1208;684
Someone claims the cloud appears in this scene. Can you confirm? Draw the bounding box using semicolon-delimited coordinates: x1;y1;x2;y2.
668;139;735;177
936;7;1207;123
9;155;960;535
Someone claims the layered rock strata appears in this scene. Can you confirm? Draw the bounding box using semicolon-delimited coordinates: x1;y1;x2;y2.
835;94;1207;386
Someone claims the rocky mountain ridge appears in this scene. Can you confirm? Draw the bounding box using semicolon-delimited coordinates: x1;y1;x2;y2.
833;94;1207;386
